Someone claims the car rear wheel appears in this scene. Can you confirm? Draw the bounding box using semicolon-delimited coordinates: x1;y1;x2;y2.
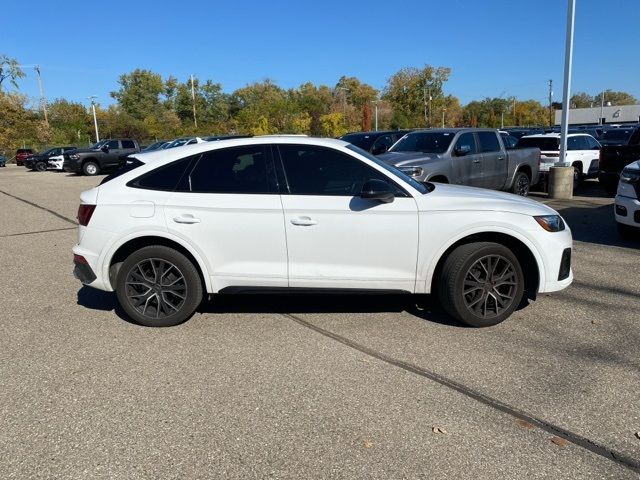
116;246;203;327
510;171;530;196
82;161;99;176
437;242;524;327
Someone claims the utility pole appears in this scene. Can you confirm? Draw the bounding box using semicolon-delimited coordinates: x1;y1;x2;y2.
423;85;428;127
548;79;554;125
501;111;504;129
442;108;446;128
513;98;517;126
599;91;605;125
190;74;198;130
558;0;576;168
371;99;379;132
88;96;100;143
34;66;48;126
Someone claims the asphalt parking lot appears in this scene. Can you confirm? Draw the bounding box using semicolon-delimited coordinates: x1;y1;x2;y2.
0;165;638;479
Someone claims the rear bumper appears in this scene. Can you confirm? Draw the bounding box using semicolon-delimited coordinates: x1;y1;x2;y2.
73;256;97;284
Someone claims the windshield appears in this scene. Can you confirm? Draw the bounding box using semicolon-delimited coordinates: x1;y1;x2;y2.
341;134;376;151
91;140;107;149
516;137;559;151
389;131;453;154
601;129;632;141
346;144;430;194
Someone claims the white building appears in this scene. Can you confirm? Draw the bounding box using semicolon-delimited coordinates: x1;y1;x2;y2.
554;104;640;125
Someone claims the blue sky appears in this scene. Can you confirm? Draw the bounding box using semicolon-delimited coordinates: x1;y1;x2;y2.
3;0;639;107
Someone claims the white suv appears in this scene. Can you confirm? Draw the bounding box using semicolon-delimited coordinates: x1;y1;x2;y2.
614;160;640;236
73;137;573;328
518;133;601;187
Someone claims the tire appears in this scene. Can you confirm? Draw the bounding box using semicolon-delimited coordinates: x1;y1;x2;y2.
35;161;47;172
572;167;582;192
82;161;99;176
510;171;530;196
437;242;525;327
617;223;639;239
115;245;203;327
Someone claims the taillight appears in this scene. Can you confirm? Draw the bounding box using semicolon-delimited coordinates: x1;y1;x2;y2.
77;204;96;226
73;254;89;265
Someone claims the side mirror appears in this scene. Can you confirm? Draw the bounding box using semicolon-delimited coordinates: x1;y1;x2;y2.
454;145;471;156
360;179;395;203
101;145;109;153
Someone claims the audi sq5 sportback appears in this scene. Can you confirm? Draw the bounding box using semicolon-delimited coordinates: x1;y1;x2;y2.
73;137;573;327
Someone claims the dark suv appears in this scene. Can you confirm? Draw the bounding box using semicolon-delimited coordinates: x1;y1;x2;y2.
63;139;140;176
24;146;77;171
340;130;410;155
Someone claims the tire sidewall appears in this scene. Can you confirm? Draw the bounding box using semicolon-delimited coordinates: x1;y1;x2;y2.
115;246;203;327
512;172;530;196
83;161;99;176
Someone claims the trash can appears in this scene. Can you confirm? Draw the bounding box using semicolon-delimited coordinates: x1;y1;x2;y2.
548;164;574;199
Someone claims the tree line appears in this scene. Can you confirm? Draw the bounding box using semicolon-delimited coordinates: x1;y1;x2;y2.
0;54;637;156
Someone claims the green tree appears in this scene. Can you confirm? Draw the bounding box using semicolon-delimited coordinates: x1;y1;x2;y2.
111;69;165;120
596;90;637;106
570;92;593;108
0;55;25;90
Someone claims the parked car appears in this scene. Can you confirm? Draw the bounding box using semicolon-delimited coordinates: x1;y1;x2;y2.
16;148;35;166
340;130;410;155
24;146;77;171
163;137;206;149
598;127;635;147
614;160;640;237
72;136;572;328
63;139;140;176
377;129;539;196
503;128;545;140
599;125;640;195
141;140;169;152
517;133;600;188
0;154;6;167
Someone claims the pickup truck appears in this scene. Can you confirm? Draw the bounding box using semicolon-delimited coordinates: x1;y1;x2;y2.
378;128;540;196
63;139;140;176
598;125;640;195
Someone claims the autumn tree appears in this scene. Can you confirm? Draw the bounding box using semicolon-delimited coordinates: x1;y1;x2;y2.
0;55;25;90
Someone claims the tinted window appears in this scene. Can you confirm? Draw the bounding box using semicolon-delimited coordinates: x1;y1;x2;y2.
181;145;272;194
454;133;477;155
279;144;403;196
340;133;375;151
568;136;589;150
585;136;600;149
517;137;559;151
477;131;501;152
390;131;454;153
121;140;136;149
102;158;145;185
601;129;633;141
129;156;194;191
106;140;119;150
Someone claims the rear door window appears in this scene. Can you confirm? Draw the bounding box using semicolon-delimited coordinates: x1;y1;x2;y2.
477;132;501;152
121;140;136;149
128;157;195;191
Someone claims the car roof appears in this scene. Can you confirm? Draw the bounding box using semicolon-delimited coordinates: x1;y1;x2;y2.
132;136;350;164
521;132;589;138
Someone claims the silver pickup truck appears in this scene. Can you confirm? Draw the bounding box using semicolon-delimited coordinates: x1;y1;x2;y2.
378;128;540;196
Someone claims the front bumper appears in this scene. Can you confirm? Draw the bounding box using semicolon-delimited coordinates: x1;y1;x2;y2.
615;195;640;228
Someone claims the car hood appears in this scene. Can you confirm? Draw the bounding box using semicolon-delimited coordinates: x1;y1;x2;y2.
416;183;557;217
378;151;441;167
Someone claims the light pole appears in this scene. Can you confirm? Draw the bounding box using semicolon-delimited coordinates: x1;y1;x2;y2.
599;91;605;125
371;98;379;132
190;74;198;130
558;0;576;168
88;96;100;143
34;66;48;126
442;108;446;128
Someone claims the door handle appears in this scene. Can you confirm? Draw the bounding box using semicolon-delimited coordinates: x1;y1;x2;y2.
497;156;505;161
472;159;481;164
291;216;318;226
173;214;201;224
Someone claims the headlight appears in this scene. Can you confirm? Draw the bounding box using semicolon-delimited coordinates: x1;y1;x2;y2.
399;166;423;177
69;154;80;160
620;168;640;184
534;215;565;232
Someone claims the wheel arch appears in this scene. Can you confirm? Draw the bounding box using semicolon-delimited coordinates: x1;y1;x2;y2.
426;230;542;300
104;233;211;294
428;174;449;183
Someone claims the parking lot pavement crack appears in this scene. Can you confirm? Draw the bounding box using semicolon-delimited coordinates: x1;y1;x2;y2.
282;313;640;474
0;226;77;238
0;189;77;225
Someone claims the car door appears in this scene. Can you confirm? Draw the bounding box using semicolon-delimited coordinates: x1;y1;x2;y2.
477;131;507;189
582;135;601;176
162;144;288;291
451;132;483;187
103;140;122;168
275;143;419;292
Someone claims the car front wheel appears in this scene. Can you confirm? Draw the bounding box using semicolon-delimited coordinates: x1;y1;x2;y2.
438;242;525;327
116;245;203;327
82;161;99;176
